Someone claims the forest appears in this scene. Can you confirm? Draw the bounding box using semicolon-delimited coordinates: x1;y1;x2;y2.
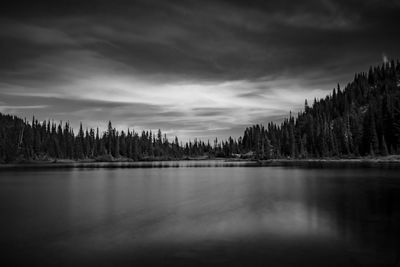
1;60;400;163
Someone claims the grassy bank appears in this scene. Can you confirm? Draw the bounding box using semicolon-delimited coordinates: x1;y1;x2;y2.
1;155;400;170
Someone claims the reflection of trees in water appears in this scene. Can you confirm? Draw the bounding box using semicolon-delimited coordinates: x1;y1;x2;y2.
303;169;400;264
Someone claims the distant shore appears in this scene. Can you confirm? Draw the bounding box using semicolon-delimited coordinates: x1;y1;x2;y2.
256;157;400;168
1;155;400;170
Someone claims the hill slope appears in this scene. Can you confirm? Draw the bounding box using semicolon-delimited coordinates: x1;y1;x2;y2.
240;60;400;158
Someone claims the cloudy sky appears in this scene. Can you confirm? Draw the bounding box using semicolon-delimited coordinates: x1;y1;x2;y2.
1;0;400;141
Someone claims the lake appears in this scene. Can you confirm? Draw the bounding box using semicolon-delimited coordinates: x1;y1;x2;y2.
1;163;399;266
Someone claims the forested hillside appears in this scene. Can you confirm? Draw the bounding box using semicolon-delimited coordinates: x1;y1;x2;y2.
241;60;400;159
1;60;400;162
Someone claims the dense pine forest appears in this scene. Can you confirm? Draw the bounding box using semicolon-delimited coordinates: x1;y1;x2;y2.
1;60;400;163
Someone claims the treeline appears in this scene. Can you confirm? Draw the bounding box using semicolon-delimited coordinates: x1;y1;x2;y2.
0;116;222;162
1;60;400;162
239;59;400;158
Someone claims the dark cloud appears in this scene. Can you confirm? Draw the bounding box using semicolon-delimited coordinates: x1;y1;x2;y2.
1;0;400;140
192;107;236;117
2;0;400;81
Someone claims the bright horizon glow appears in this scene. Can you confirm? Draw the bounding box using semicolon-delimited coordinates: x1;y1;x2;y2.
0;73;332;142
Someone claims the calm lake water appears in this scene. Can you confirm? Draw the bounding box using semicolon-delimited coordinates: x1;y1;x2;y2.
1;163;400;266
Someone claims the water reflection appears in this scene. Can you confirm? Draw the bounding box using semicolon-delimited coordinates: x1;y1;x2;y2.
0;167;399;266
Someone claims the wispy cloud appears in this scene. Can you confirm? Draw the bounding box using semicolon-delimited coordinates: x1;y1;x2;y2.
0;105;48;114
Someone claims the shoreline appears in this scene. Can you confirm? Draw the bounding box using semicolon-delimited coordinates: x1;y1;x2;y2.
1;156;400;170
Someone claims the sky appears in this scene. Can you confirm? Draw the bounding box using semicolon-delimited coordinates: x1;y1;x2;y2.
1;0;400;141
